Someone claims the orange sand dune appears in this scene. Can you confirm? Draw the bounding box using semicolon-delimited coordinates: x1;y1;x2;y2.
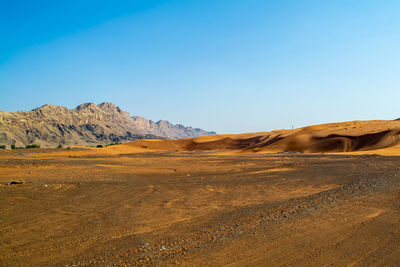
106;120;400;155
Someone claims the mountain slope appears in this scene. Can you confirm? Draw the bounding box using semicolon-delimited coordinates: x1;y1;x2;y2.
0;102;216;147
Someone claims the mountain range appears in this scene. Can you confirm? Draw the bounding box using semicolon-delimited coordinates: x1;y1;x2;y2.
0;102;216;147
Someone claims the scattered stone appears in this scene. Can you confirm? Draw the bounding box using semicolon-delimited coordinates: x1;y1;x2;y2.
8;181;24;185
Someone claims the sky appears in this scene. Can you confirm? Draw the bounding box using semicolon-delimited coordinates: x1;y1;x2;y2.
1;0;400;133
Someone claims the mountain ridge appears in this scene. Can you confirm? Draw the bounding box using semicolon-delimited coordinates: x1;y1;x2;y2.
0;102;216;147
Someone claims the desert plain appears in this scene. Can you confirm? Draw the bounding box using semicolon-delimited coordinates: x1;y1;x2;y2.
2;120;400;266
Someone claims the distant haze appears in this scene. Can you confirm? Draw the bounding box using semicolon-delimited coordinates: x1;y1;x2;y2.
1;0;399;133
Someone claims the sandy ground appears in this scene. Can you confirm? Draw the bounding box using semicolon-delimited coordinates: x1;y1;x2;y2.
1;146;400;266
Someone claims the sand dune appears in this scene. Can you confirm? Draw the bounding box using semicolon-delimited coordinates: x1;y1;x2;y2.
107;120;400;155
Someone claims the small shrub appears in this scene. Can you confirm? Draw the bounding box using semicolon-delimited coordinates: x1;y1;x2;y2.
66;147;71;150
0;145;6;149
26;144;40;149
57;144;63;148
11;144;16;149
96;144;104;148
105;142;122;147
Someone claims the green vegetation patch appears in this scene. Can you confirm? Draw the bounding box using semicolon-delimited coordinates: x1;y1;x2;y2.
26;144;40;149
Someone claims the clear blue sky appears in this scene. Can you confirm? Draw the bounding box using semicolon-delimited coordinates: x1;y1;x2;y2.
1;0;399;133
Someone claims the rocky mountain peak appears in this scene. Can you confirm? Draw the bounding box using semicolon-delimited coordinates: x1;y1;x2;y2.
98;102;123;114
156;120;172;126
33;104;67;112
76;102;99;111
